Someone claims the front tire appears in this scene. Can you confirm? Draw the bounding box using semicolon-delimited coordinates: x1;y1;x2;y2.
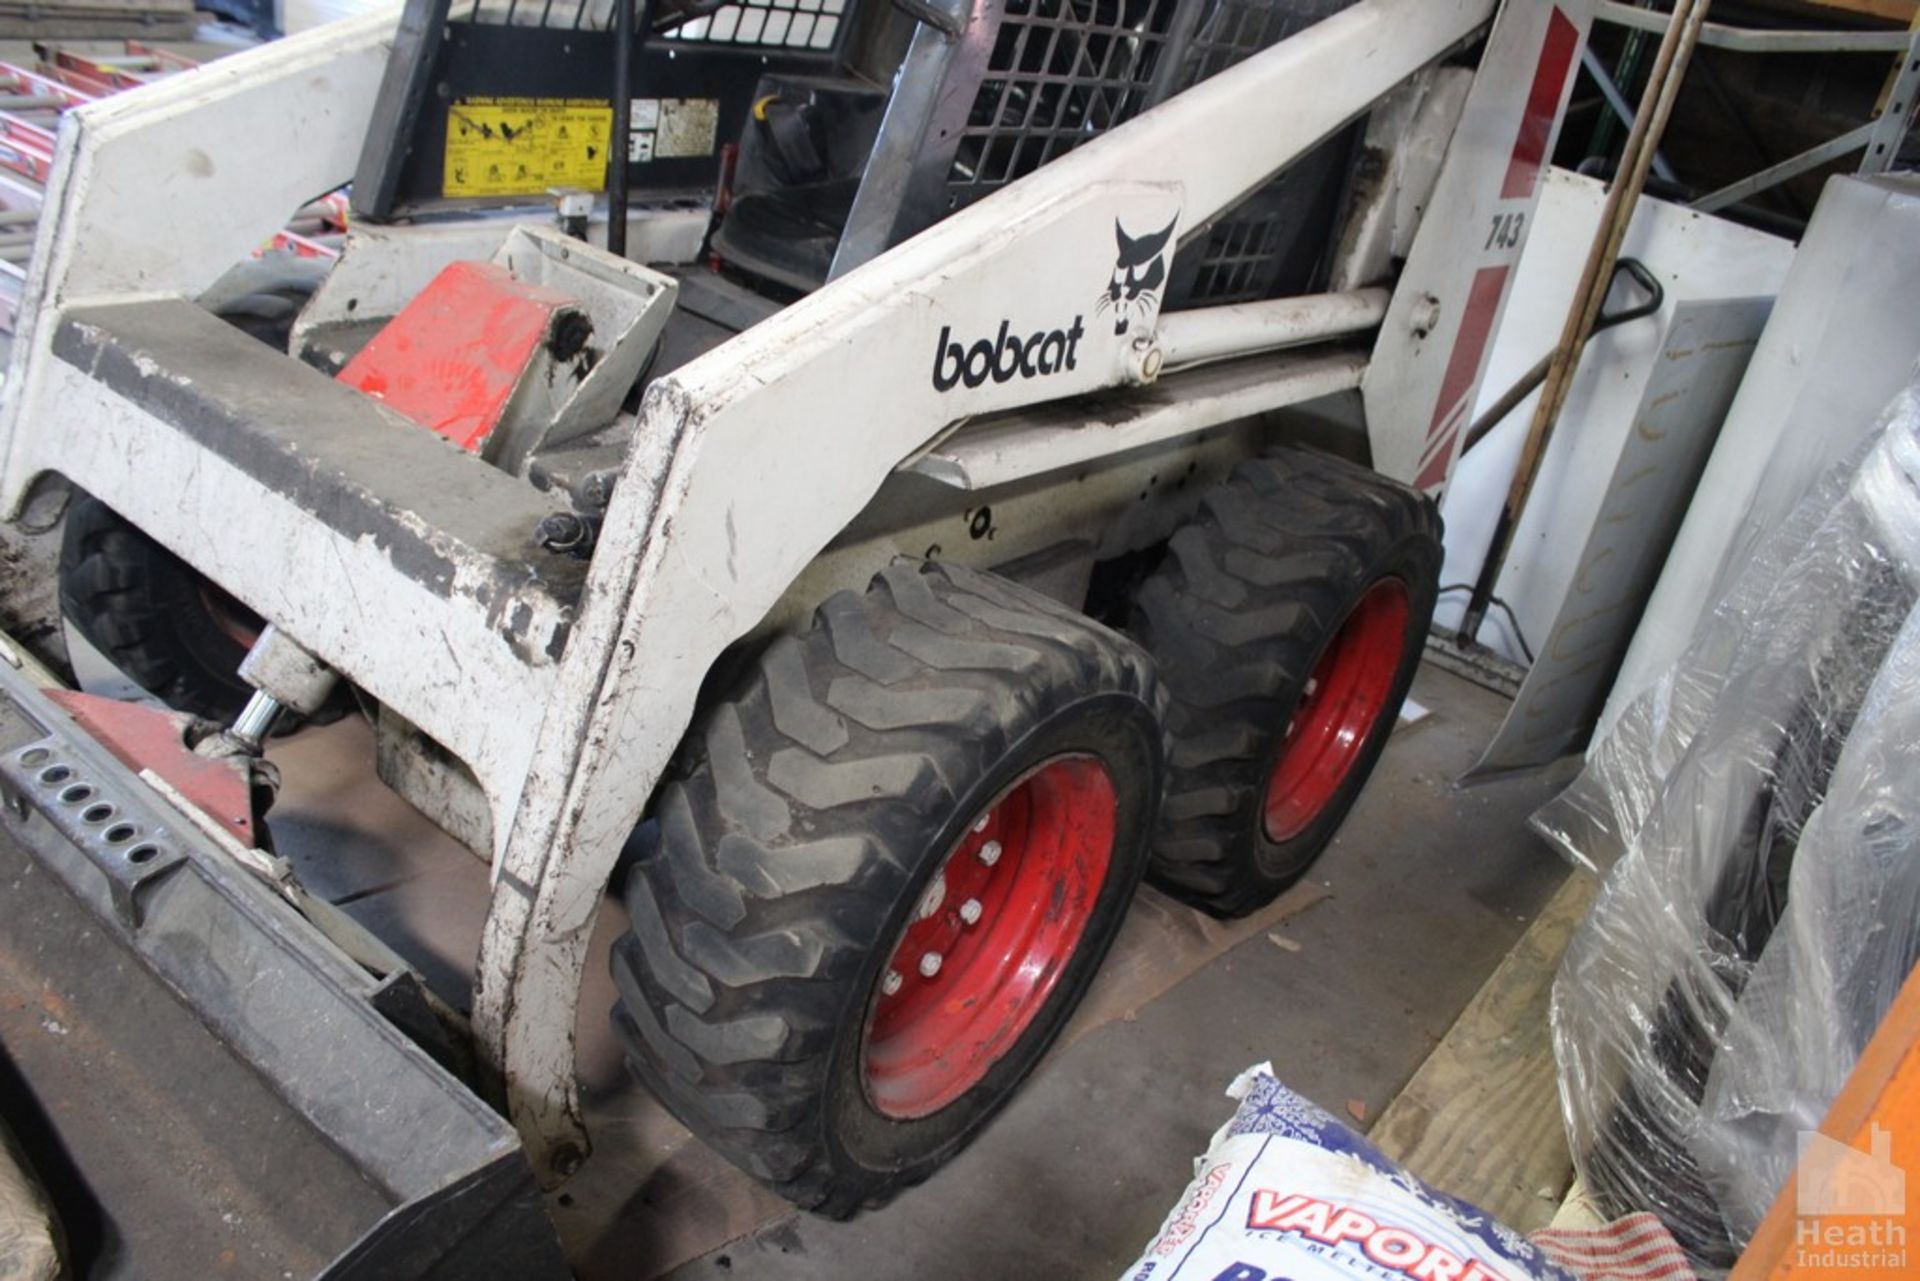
59;492;263;722
610;561;1166;1214
1130;450;1440;917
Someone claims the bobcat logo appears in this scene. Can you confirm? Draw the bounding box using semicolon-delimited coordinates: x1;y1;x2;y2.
1099;216;1176;336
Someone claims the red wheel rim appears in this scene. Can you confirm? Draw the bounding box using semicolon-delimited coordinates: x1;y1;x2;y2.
863;755;1117;1119
197;580;262;650
1262;578;1410;844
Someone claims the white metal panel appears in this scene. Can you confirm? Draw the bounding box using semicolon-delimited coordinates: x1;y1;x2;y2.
1465;297;1770;777
1329;66;1475;292
905;350;1367;490
1364;0;1596;491
1601;173;1920;738
1435;168;1795;666
0;12;399;515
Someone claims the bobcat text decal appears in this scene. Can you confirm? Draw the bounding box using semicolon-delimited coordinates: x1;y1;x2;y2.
929;209;1179;391
931;317;1086;392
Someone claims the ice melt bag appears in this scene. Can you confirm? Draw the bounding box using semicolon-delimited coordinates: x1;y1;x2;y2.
1121;1065;1572;1281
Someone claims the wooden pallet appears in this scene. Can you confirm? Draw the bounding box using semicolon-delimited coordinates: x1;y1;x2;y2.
1370;872;1599;1234
1373;861;1920;1275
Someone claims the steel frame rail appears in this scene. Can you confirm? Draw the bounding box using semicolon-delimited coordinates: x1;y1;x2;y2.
1590;0;1920;215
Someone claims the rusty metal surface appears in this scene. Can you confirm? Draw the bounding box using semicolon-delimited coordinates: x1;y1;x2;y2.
0;658;569;1280
44;690;260;847
0;832;389;1279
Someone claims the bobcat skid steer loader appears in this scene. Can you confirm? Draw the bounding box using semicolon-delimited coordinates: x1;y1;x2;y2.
0;0;1592;1267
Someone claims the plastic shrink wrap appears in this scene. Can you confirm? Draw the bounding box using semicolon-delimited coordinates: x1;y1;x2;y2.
1535;373;1920;1269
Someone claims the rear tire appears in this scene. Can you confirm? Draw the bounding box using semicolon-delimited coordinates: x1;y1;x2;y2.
1129;450;1440;917
610;561;1165;1214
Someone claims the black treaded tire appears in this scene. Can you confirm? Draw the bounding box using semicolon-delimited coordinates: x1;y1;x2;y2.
609;560;1166;1215
1129;449;1440;917
59;492;262;723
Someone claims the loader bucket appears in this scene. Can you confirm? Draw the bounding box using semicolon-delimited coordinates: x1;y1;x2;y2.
0;654;568;1280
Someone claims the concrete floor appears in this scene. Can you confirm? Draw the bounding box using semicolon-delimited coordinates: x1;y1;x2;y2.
258;658;1577;1281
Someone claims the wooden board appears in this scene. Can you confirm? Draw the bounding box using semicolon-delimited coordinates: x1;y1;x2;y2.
1751;0;1918;23
1062;879;1331;1041
1369;872;1598;1233
1801;0;1917;22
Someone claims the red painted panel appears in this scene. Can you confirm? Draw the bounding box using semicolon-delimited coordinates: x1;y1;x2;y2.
338;260;575;453
48;690;260;848
1500;7;1580;201
1415;263;1510;491
1414;420;1462;492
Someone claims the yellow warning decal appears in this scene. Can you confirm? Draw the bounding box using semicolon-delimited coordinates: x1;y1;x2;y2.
444;97;613;198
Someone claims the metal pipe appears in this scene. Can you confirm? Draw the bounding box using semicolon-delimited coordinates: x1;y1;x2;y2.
1692;123;1873;214
1580;46;1675;184
230;691;283;751
606;0;635;259
1585;19;1646;170
1155;287;1390;369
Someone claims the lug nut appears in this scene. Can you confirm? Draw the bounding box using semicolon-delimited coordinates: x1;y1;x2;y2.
979;839;1002;867
919;952;943;978
882;969;902;996
1304;677;1319;698
972;813;991;833
959;898;983;925
916;872;946;920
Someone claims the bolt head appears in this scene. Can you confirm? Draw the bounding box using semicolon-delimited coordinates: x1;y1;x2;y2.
971;813;991;833
881;969;903;996
916;872;947;920
959;898;983;925
918;952;943;978
1412;293;1442;337
978;839;1003;867
537;512;589;554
